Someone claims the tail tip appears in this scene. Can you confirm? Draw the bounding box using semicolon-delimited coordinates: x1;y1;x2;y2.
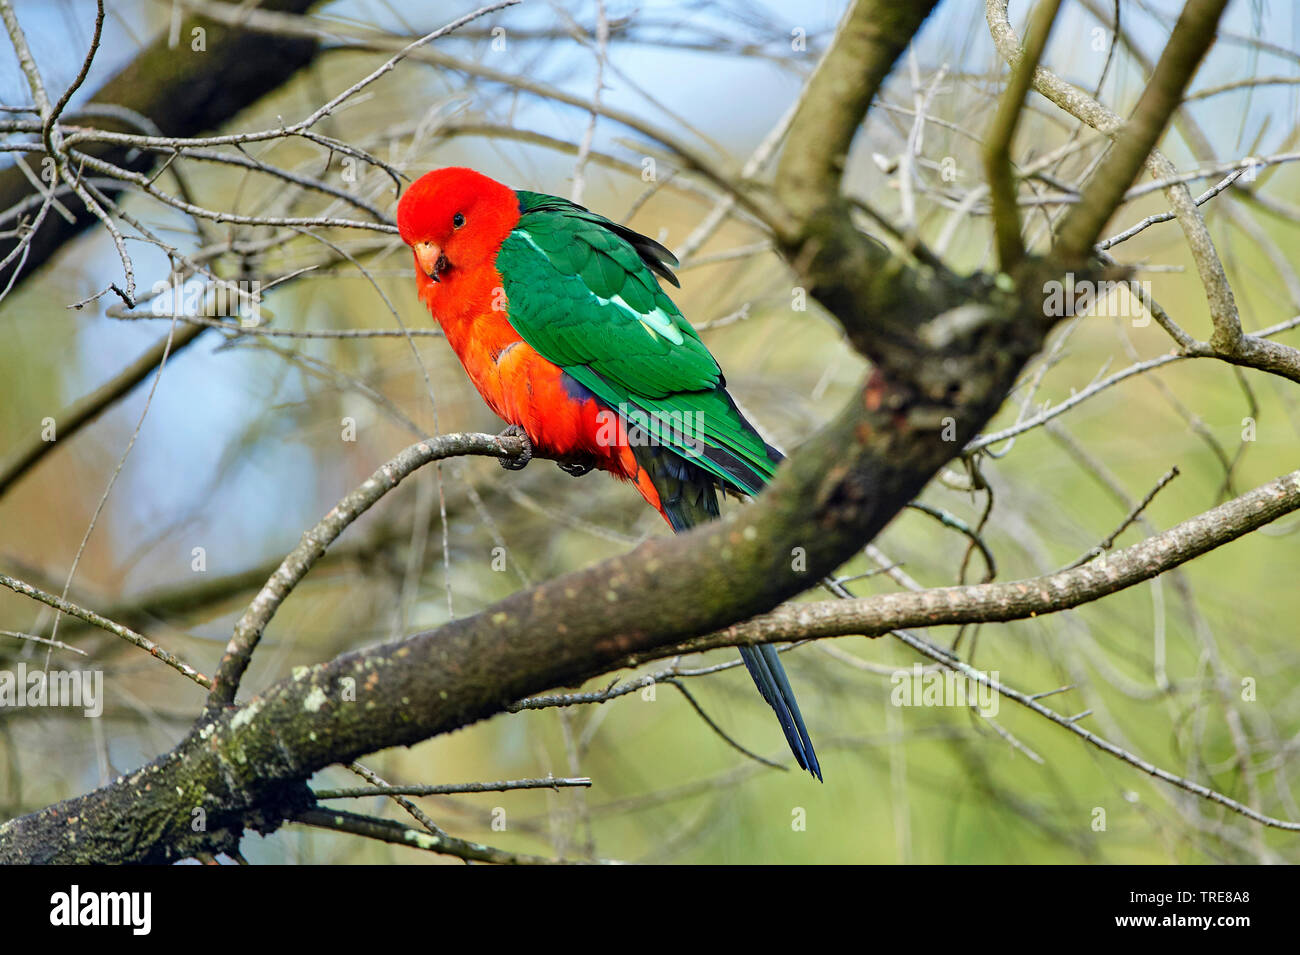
798;749;823;782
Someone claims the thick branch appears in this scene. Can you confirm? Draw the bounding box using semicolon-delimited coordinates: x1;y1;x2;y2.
4;459;1294;862
0;307;1050;862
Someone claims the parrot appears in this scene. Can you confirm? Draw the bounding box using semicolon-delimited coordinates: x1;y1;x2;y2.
396;167;820;780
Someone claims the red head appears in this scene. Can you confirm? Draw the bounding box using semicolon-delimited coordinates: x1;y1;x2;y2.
396;167;520;285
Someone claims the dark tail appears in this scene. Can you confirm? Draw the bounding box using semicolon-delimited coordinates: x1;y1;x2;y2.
634;441;822;781
738;644;821;780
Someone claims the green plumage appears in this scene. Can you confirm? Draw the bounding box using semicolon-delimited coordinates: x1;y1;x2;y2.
496;191;779;495
496;190;820;780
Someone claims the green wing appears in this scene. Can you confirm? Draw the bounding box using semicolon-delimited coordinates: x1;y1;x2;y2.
497;191;779;494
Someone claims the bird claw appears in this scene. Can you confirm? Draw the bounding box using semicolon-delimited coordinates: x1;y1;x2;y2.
557;459;594;478
498;425;532;470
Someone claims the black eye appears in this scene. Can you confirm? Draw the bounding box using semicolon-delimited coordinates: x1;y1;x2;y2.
453;212;465;229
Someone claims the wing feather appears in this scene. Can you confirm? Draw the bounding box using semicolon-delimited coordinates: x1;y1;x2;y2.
499;192;779;493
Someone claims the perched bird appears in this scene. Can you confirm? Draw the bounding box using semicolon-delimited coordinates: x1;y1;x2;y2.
396;167;820;780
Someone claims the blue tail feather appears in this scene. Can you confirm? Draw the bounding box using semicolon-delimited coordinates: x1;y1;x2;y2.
739;644;822;780
632;438;822;781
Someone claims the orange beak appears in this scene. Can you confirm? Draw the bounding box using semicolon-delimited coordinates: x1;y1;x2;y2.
414;241;446;281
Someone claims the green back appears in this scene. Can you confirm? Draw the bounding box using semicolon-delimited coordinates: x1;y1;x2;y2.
496;191;778;495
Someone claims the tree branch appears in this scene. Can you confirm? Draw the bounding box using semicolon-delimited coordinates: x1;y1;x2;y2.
1055;0;1231;260
205;432;535;711
0;0;323;292
686;468;1300;652
774;0;942;236
983;0;1063;270
986;0;1300;382
3;457;1293;862
0;324;206;498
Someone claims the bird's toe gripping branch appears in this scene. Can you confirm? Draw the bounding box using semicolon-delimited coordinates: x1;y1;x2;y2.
497;424;533;470
556;459;594;477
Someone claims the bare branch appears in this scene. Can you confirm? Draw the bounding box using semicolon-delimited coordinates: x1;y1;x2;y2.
695;469;1300;654
289;807;600;864
315;777;593;799
1055;0;1231;260
0;571;210;688
0;325;206;499
206;432;536;710
774;0;942;237
983;0;1063;270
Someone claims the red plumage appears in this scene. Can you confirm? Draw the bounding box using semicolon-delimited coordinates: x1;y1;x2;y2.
396;167;665;516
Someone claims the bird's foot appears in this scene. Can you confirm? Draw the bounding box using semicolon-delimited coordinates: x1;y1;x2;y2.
497;425;533;470
556;458;595;478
